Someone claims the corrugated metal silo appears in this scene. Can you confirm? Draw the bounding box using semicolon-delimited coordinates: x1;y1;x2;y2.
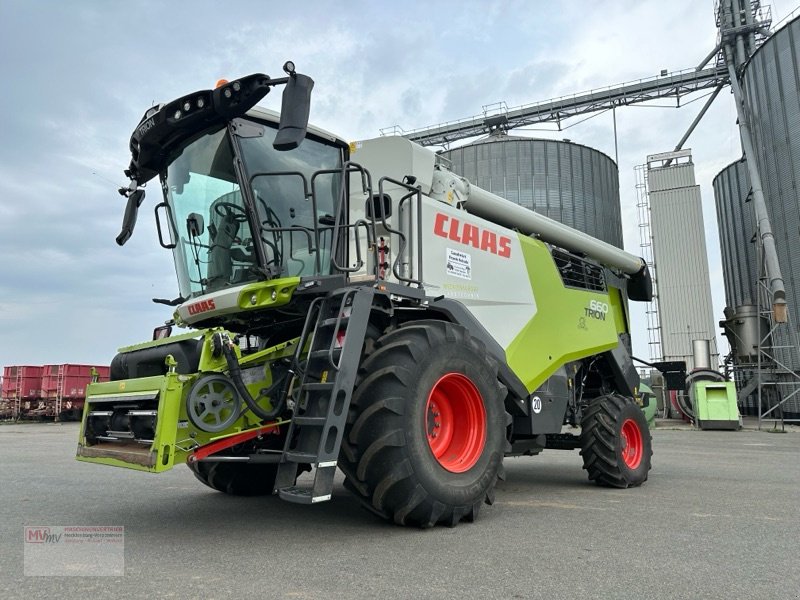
712;15;800;417
713;159;759;310
741;16;800;370
440;135;623;249
740;15;800;352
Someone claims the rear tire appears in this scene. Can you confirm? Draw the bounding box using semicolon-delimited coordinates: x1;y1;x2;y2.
339;320;509;527
580;393;652;488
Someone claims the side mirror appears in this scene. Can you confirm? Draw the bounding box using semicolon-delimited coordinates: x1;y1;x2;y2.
273;73;314;151
116;188;146;246
187;212;205;237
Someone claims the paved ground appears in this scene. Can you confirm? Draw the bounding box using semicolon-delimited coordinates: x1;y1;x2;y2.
0;421;797;600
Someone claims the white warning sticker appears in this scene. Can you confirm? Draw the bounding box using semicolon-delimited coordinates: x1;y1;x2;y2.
446;248;472;280
240;366;264;386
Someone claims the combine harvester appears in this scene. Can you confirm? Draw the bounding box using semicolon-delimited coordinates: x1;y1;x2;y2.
77;63;680;527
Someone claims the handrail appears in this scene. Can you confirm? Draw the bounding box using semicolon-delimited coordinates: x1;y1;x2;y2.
319;161;376;274
377;176;423;286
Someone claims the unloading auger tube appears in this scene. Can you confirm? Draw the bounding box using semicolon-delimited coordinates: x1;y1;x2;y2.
430;167;646;275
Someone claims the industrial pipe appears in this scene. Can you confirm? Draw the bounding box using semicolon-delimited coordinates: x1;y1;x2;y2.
461;181;646;275
723;45;788;321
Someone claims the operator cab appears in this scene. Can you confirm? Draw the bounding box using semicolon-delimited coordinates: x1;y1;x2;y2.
163;115;345;300
116;67;352;330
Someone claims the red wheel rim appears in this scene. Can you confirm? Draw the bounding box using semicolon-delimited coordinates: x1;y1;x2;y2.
620;418;643;469
425;373;486;473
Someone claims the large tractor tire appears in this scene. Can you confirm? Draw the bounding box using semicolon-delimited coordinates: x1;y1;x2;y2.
339;320;509;528
188;460;281;496
580;393;652;488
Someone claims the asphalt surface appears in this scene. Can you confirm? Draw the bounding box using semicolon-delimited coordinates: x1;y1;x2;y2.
0;421;798;600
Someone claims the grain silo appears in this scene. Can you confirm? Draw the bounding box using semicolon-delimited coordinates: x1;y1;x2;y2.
646;150;718;372
713;14;800;418
713;159;759;311
440;135;623;248
740;15;800;347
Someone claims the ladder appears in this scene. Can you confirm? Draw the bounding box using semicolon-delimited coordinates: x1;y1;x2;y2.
54;364;65;419
274;287;375;503
14;369;22;420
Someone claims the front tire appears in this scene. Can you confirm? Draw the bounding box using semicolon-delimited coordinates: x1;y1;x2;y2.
580;393;652;488
339;320;509;527
187;431;295;496
188;461;281;496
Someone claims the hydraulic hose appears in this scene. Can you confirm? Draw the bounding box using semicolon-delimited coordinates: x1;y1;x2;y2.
219;335;287;421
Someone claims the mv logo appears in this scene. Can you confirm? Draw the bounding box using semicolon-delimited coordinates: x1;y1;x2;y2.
24;527;61;544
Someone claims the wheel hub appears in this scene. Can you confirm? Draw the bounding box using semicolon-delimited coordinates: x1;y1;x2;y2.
620;418;643;469
425;373;486;473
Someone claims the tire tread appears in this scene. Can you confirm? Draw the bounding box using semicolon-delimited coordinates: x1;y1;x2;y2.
340;320;509;527
579;393;652;488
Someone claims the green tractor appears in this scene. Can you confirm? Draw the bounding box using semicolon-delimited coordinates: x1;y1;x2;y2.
78;63;667;527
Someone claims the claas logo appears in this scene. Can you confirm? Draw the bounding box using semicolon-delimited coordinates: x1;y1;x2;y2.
433;213;511;258
187;299;216;315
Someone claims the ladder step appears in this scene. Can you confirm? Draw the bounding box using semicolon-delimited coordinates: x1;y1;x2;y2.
284;450;318;463
302;382;335;392
319;316;349;329
277;486;331;504
292;416;327;427
307;349;342;361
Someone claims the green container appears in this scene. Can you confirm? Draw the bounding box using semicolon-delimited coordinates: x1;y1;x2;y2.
694;381;740;430
638;383;657;429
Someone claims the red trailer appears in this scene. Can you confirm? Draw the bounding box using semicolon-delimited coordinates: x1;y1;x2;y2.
41;364;111;420
0;368;11;398
2;364;110;420
1;366;44;419
19;366;44;398
2;365;43;398
0;374;9;419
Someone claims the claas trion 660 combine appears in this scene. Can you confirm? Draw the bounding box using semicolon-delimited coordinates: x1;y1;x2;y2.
77;62;664;527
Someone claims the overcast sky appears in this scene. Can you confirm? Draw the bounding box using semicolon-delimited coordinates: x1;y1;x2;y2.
0;0;796;371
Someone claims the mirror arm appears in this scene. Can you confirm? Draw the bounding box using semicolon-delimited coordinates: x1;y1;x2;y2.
116;183;146;246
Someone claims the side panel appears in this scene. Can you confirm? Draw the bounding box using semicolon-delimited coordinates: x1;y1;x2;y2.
505;239;621;391
420;200;537;350
419;198;624;394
